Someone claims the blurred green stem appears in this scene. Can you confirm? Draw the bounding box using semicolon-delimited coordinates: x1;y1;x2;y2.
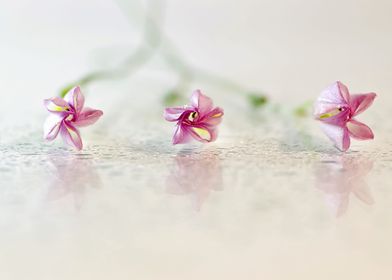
60;0;268;109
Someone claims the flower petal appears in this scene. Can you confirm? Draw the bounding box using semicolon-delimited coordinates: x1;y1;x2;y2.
43;114;63;141
172;125;192;145
350;93;376;116
60;122;83;150
192;127;211;142
202;107;224;126
164;107;189;122
315;107;350;126
314;81;350;117
73;107;103;127
189;126;218;143
64;86;85;114
320;123;350;151
190;90;213;115
44;97;70;113
347;119;374;140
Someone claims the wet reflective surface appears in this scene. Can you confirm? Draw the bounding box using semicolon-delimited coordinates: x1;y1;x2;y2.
166;150;223;211
315;156;374;217
0;100;391;279
46;156;103;210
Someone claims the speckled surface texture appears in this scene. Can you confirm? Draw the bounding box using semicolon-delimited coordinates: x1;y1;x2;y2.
0;84;391;279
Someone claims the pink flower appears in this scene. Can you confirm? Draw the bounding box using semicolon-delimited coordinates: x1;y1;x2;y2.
164;90;224;144
314;81;376;151
43;86;103;150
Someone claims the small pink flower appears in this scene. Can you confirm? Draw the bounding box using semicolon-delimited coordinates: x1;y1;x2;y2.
43;86;103;150
314;81;376;151
164;90;224;144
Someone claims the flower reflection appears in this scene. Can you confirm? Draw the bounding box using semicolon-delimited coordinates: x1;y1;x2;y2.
166;152;223;211
315;156;374;217
46;155;102;210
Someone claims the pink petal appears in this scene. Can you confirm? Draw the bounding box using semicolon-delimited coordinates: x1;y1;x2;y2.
43;114;63;140
202;107;224;126
60;121;83;150
190;90;214;115
347;119;374;140
314;81;350;117
350;93;376;116
320;123;350;151
64;86;85;114
189;126;217;143
73;108;103;127
44;97;70;113
172;125;192;145
315;107;350;127
163;107;189;122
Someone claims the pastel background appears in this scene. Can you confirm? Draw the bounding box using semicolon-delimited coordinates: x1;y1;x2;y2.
0;1;391;279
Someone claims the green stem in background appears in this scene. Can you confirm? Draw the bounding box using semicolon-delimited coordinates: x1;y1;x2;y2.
247;94;269;109
60;0;162;98
60;0;269;110
60;47;153;98
294;100;313;117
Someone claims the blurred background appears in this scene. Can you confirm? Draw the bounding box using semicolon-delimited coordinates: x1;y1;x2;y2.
1;0;391;117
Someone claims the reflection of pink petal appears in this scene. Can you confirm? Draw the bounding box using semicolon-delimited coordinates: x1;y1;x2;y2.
324;193;349;218
47;182;69;200
46;157;102;210
315;156;374;217
166;153;222;211
353;184;375;205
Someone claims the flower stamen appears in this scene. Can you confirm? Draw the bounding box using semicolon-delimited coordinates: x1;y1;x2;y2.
188;111;198;121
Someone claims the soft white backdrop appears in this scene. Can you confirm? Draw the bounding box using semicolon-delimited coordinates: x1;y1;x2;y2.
1;0;391;115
